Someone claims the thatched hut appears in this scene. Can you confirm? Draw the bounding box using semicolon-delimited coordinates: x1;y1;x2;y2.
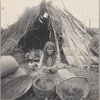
1;1;97;68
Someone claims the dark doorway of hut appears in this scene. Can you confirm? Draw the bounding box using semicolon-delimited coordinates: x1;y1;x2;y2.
18;13;53;53
17;10;68;64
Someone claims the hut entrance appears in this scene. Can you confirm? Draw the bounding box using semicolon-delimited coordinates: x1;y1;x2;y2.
18;12;53;53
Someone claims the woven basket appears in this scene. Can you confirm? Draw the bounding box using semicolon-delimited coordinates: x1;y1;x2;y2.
56;77;89;100
32;77;56;100
1;75;32;100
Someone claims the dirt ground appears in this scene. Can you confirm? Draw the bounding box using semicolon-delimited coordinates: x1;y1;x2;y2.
16;62;99;100
68;65;99;100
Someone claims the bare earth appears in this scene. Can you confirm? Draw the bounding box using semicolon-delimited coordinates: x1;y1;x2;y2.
16;63;99;100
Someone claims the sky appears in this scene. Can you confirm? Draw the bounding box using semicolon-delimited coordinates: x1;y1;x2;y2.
1;0;99;28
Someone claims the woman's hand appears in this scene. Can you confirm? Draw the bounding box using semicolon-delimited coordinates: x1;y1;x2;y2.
56;63;67;69
49;66;58;74
40;66;58;74
42;66;49;73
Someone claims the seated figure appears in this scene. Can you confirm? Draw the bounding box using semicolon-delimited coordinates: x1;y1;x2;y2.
37;41;75;85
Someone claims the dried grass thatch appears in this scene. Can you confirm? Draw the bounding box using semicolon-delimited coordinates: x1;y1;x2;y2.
1;1;97;68
1;5;40;55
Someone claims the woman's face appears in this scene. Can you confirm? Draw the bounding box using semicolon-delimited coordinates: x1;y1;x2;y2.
46;46;54;56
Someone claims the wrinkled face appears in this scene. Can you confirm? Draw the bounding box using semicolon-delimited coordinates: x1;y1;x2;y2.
46;46;54;56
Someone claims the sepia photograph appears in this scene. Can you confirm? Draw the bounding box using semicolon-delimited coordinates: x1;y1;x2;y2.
1;0;99;100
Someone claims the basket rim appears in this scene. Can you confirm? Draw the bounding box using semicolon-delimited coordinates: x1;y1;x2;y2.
33;77;55;91
56;76;89;99
1;75;33;100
